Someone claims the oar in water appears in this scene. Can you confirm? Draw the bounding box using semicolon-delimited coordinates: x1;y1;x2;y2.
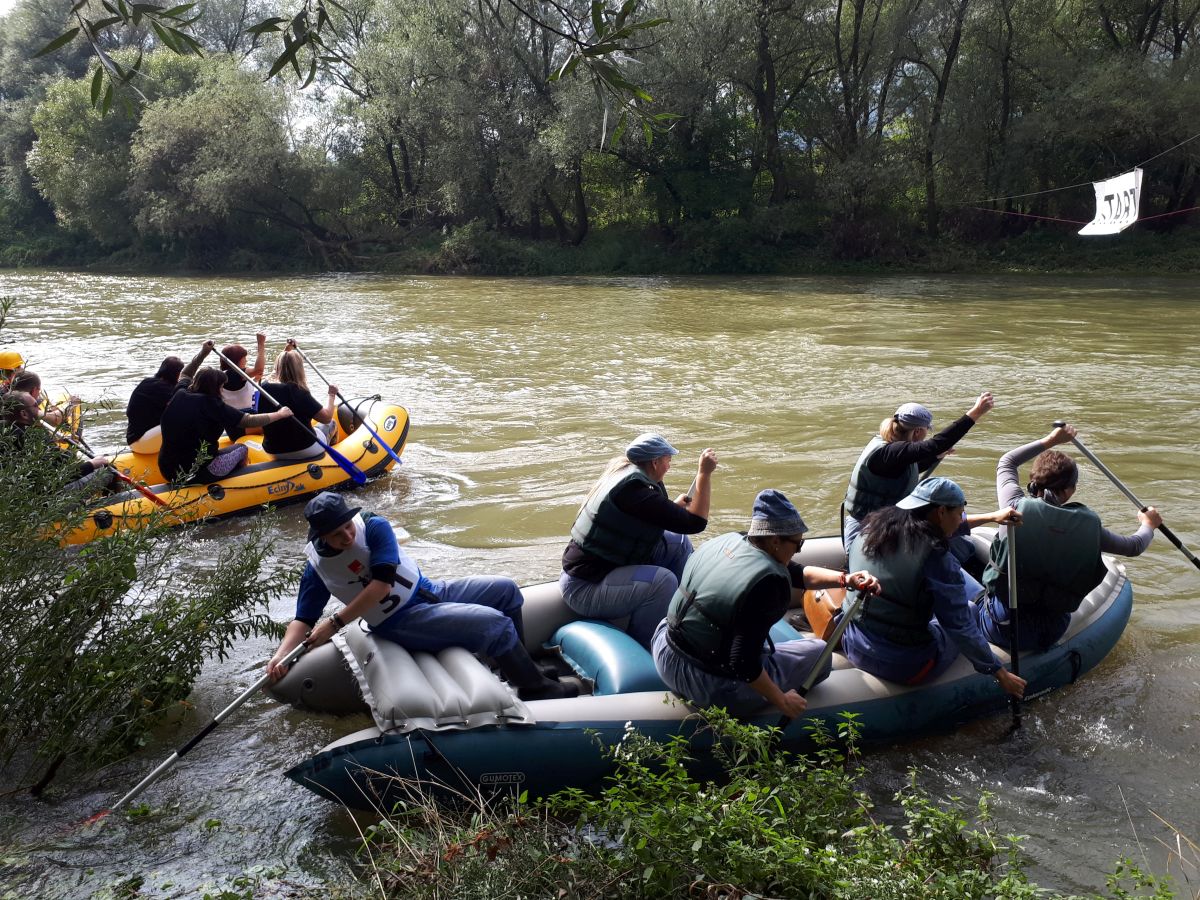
212;347;367;485
290;342;403;468
1006;520;1022;728
42;421;168;509
85;642;310;825
1053;420;1200;573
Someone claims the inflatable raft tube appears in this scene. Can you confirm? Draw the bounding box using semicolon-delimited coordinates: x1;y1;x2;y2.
271;531;1133;808
65;397;409;545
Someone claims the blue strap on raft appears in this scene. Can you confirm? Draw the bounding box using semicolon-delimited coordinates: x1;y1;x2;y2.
547;621;667;696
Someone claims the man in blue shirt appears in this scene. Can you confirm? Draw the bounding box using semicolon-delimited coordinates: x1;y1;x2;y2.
268;492;576;700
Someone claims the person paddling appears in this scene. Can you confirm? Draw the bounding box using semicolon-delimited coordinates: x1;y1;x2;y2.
843;394;996;547
158;368;292;484
1;390;113;495
840;477;1026;698
125;341;215;453
560;433;718;650
7;370;79;429
219;333;266;438
977;424;1160;651
653;490;880;719
268;492;577;701
258;345;337;460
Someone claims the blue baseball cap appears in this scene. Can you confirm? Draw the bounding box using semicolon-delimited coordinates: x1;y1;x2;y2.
896;476;966;509
894;402;933;429
625;432;679;463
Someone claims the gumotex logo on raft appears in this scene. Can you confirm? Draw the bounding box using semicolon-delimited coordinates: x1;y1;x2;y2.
480;772;525;785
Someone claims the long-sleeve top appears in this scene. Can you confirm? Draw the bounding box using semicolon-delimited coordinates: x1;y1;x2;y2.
725;561;807;682
866;414;976;478
561;479;708;581
996;440;1153;556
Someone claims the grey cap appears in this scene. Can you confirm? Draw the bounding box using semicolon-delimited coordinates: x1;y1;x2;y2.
895;476;966;510
746;489;809;538
894;402;933;429
625;432;679;463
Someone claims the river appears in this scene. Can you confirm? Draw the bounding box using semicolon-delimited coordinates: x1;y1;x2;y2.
1;271;1197;897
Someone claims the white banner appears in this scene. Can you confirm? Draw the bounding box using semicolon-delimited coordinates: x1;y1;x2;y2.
1079;167;1142;235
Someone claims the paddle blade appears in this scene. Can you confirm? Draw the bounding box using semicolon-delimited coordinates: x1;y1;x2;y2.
322;442;367;485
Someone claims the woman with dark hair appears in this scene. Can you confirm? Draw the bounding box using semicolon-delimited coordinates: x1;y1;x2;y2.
219;333;266;438
842;393;996;547
978;425;1160;650
841;477;1025;697
125;341;215;453
158;367;293;484
259;348;337;460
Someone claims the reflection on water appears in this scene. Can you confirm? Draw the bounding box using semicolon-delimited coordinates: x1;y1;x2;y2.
1;271;1198;895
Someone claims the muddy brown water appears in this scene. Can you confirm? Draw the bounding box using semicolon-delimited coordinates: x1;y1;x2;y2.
1;272;1197;896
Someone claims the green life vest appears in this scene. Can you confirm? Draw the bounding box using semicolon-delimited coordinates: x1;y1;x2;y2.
570;464;668;566
982;497;1106;616
848;532;937;646
666;532;788;677
844;436;919;520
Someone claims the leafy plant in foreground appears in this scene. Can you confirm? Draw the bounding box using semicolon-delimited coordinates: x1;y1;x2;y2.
0;313;292;792
356;709;1180;898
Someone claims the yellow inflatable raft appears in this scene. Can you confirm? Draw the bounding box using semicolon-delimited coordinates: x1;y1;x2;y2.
65;397;409;546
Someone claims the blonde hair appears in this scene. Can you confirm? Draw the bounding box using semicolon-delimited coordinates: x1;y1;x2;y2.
579;455;644;511
271;351;309;391
879;417;921;444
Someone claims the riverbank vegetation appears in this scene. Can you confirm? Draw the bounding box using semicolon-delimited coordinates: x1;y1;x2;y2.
344;711;1184;899
0;314;290;793
1;0;1198;274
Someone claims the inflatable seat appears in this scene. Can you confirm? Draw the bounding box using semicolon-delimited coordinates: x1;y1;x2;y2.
547;621;667;696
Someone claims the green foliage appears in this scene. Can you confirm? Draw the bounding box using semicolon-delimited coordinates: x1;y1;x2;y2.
6;0;1200;271
357;709;1180;898
350;710;1185;900
0;325;291;789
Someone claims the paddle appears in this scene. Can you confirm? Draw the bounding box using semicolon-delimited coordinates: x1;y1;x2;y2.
212;347;367;485
290;342;403;468
1053;420;1200;572
776;585;870;732
85;641;310;825
42;421;168;509
1006;520;1022;728
683;473;699;504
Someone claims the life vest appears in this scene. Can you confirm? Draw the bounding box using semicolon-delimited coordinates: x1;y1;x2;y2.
666;532;788;677
304;514;422;626
848;532;936;646
844;436;919;521
221;375;258;412
982;497;1106;616
570;464;669;566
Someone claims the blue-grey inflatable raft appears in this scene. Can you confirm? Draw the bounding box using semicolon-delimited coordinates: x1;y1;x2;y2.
268;530;1133;810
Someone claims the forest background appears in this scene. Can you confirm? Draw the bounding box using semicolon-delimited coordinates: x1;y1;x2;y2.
1;0;1199;274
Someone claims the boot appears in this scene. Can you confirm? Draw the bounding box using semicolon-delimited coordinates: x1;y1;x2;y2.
496;646;579;701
